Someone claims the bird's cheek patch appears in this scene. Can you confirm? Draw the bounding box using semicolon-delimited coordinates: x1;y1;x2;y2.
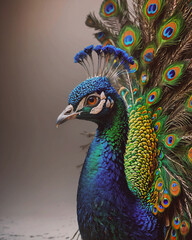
106;98;114;109
90;99;106;114
76;97;86;112
100;91;106;100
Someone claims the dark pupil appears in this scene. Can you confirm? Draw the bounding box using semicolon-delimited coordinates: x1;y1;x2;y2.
106;3;114;14
145;52;153;61
172;229;176;236
165;27;173;36
168;69;175;78
88;96;95;103
150;94;155;101
168;136;173;143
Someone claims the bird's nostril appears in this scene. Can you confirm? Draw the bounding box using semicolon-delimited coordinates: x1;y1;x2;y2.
66;109;72;114
64;105;74;115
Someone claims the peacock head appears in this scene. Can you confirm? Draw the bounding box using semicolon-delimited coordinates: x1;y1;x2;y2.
56;76;117;126
56;45;134;126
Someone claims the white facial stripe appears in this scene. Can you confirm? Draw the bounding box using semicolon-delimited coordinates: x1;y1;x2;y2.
106;99;111;108
90;99;106;114
110;99;114;109
100;91;106;100
76;97;86;112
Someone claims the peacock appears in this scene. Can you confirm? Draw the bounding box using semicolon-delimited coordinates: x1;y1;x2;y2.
56;0;192;239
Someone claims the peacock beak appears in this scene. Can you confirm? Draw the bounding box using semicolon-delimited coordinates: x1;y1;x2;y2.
56;104;80;127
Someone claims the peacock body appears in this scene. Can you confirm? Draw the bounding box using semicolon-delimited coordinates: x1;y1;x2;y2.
57;0;192;239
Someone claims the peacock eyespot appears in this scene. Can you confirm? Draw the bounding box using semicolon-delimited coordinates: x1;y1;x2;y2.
142;47;155;63
180;220;190;236
172;217;181;230
159;151;163;159
97;32;105;40
145;0;160;18
167;69;175;79
161;192;171;208
124;35;134;46
157;203;164;213
155;178;164;191
140;72;149;85
142;75;147;82
122;30;135;47
161;22;176;40
152;113;157;120
154;122;161;133
146;88;162;106
105;3;115;14
148;93;156;103
86;96;99;106
103;1;116;16
129;60;138;73
165;134;175;147
171;229;176;237
148;4;157;14
153;206;157;215
145;52;153;62
170;179;180;196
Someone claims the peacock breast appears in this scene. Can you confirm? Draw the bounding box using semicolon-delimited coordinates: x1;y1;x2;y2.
124;104;159;204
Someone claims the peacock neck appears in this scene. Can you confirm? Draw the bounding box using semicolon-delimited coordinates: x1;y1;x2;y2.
77;95;131;204
82;95;128;183
97;96;128;163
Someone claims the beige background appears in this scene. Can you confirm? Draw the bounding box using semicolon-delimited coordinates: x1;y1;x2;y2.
0;0;134;239
0;0;101;238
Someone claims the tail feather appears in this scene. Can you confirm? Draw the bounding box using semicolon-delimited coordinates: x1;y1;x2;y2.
85;0;192;238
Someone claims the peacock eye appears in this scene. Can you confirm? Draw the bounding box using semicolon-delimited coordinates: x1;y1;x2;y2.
86;96;99;106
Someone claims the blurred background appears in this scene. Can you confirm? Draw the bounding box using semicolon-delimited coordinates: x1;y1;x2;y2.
0;0;101;239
